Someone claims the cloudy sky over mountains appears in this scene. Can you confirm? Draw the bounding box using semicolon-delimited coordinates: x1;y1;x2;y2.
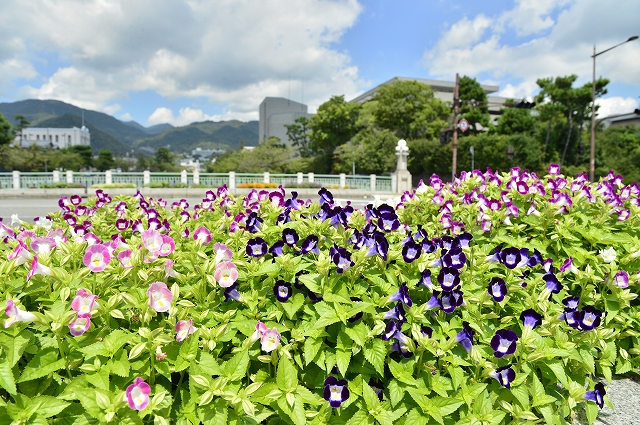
0;0;638;126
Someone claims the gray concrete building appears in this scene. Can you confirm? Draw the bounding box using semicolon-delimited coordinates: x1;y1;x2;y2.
16;126;90;149
259;97;309;145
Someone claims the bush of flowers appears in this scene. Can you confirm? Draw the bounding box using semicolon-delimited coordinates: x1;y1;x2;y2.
1;164;639;424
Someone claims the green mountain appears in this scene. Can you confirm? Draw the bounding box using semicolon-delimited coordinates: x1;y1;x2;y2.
0;99;259;155
36;114;132;156
0;99;148;144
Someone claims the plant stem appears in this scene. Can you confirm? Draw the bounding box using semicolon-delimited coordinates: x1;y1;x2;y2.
56;333;72;379
174;370;185;404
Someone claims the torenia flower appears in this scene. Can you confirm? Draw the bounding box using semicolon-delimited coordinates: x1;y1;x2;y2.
30;237;56;255
213;243;233;264
456;322;475;353
27;256;52;280
584;382;606;409
125;377;151;411
214;261;238;288
5;300;37;328
117;250;133;269
141;230;163;252
71;289;98;318
164;260;179;278
147;282;173;312
490;365;516;388
614;270;629;289
323;376;349;408
490;329;518;358
69;316;91;336
83;244;111;272
260;327;281;352
158;235;175;257
520;309;543;329
176;319;197;342
599;247;616;263
193;227;212;245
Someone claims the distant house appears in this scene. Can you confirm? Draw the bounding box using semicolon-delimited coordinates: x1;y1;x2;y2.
16;126;90;149
602;110;640;128
259;97;309;146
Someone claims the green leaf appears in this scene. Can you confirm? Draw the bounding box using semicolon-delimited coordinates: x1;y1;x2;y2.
17;348;66;383
585;401;599;425
387;379;405;408
449;365;464;390
344;323;368;346
579;349;595;374
313;302;340;329
276;355;298;392
0;362;16;395
256;261;280;276
31;396;70;418
460;382;487;406
281;292;306;320
362;382;380;411
336;330;352;377
85;367;110;391
363;339;386;376
345;410;375;425
1;329;32;368
303;337;323;365
403;408;428;425
431;396;463;416
103;329;131;357
297;273;323;294
224;349;249;382
541;361;568;387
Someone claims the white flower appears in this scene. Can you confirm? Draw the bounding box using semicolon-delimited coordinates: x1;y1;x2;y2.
599;247;617;263
11;214;22;227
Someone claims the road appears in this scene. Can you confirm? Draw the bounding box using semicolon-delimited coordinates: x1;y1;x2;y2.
0;194;381;223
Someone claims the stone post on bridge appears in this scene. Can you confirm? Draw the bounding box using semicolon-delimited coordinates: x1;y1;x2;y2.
393;139;412;193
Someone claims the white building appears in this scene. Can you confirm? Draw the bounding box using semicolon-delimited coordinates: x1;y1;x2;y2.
16;126;90;149
259;97;309;145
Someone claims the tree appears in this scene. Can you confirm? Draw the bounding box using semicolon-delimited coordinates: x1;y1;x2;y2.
13;114;30;138
154;147;176;171
371;80;449;140
0;113;12;146
308;95;361;172
66;145;93;169
458;76;490;134
493;104;536;135
285;116;312;157
95;150;116;171
333;128;398;175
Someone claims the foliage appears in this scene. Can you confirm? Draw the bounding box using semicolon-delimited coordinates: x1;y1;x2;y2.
95;150;116;172
91;183;137;189
211;138;304;174
67;145;94;169
285;117;312;158
308;95;361;172
492;106;537;136
458;76;490;134
153;147;179;172
40;182;85;188
1;170;638;424
13;114;30;137
596;125;640;183
372;80;449;140
333;128;398;175
144;181;189;188
0;113;12;146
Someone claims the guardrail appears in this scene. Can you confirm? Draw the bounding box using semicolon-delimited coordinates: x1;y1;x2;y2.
0;170;395;192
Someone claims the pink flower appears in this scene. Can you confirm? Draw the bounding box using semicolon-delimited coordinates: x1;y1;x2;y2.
125;377;151;411
5;300;36;328
147;282;173;312
30;237;57;255
71;289;98;318
615;270;629;289
141;230;163;253
213;243;233;264
158;235;175;257
164;260;179;278
118;250;133;268
83;233;101;246
261;328;281;353
83;244;111;272
47;228;67;245
69;316;91;336
213;261;238;288
176;319;197;342
27;256;52;281
8;241;33;266
193;227;212;245
0;223;15;239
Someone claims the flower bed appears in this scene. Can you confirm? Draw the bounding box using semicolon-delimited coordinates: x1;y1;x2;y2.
1;165;639;424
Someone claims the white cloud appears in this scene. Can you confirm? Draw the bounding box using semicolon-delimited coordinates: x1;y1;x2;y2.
424;0;640;102
596;97;639;119
0;0;365;121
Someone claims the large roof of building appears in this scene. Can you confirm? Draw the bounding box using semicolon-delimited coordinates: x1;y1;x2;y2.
350;77;500;105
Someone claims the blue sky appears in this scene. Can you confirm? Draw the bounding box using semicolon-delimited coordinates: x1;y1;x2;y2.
1;0;638;126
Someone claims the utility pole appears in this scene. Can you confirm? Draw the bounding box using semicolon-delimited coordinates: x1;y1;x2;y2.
451;73;460;181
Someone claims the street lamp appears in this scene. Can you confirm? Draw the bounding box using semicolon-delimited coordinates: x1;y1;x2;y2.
589;35;638;182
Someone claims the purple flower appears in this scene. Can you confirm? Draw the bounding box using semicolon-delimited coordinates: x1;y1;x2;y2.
365;232;389;261
584;382;606;409
245;212;263;233
331;247;354;273
5;300;37;328
319;188;334;206
69;316;91;336
125;377;151;411
487;277;507;302
269;240;285;257
323;376;349;408
563;296;580;310
490;365;516;388
273;280;292;302
224;282;242;302
378;212;400;232
421;326;433;338
548;163;560;175
418;269;433;289
543;273;562;294
437;267;460;291
441;248;466;269
438;289;464;314
614;270;629;289
71;289;99;318
490;329;518;358
499;247;523;269
193;226;212;245
383;303;406;323
83;244;111;272
456;322;475;353
402;240;422;263
520;309;542;329
282;228;299;246
300;235;320;254
246;237;268;257
389;282;412;307
579;306;603;331
348;297;364;323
